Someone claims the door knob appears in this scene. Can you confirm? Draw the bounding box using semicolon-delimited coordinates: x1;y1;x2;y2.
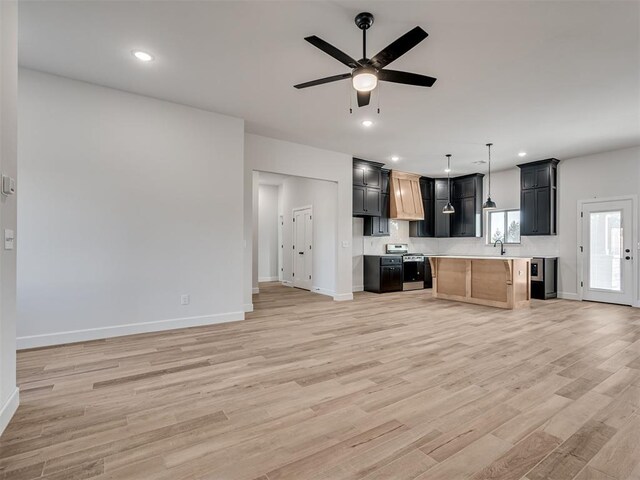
299;252;304;255
625;256;631;260
625;249;631;253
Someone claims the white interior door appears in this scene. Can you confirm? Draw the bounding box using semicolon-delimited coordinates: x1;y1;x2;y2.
581;199;634;305
293;207;312;290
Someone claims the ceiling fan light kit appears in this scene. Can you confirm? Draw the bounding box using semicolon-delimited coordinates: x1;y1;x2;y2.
352;68;378;92
294;12;437;108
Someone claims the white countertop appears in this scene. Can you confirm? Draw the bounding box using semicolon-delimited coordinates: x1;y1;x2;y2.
429;255;532;260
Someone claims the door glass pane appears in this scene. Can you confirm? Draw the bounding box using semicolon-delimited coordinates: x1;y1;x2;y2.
489;211;505;242
589;210;622;291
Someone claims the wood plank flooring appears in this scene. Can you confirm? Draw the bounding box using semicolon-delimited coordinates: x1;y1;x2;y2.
2;283;640;479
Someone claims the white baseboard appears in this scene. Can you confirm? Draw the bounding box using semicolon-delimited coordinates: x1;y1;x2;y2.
333;293;354;302
558;292;580;301
312;286;335;298
252;287;260;294
244;303;254;313
0;388;19;436
352;285;364;292
258;276;279;282
17;311;245;349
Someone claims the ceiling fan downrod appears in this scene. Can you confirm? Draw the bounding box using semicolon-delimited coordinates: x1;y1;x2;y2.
355;12;374;60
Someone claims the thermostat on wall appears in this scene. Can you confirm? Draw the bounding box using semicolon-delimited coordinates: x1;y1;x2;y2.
2;175;15;196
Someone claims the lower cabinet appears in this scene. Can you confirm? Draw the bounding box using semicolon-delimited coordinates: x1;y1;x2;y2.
380;265;403;293
364;256;403;293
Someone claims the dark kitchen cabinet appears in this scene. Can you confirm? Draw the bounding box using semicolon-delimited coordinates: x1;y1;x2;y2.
364;255;403;293
450;197;477;237
380;265;403;293
435;179;449;200
449;174;484;238
518;159;559;236
353;158;382;188
521;163;553;190
409;177;435;237
353;186;382;217
364;169;390;236
434;179;451;237
353;159;384;217
521;187;553;235
452;176;475;199
364;193;389;236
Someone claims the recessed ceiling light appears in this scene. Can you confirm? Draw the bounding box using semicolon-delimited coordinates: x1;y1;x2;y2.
518;152;527;157
391;155;399;162
361;120;373;127
132;50;154;62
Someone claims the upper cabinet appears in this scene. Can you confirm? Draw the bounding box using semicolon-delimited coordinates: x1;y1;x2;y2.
389;171;425;221
364;169;390;236
518;159;559;236
433;179;451;238
353;159;385;217
410;174;483;238
353;159;382;189
450;174;484;238
409;177;435;237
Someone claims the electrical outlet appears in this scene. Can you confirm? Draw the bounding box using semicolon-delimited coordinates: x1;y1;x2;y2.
180;294;190;305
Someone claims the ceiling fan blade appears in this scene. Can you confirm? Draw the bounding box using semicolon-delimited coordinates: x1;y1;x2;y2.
370;27;428;69
305;36;361;69
357;91;371;107
294;73;351;89
378;69;437;87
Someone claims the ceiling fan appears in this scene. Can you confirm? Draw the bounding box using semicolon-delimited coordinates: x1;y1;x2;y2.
294;12;437;107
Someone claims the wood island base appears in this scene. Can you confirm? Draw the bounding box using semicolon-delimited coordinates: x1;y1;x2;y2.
429;256;531;309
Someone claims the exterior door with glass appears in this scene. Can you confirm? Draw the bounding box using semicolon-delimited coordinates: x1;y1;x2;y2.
581;199;634;305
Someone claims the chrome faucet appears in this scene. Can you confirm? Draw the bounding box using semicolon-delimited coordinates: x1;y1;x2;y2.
493;239;506;256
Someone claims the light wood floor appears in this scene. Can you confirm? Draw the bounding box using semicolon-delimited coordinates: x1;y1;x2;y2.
3;283;640;480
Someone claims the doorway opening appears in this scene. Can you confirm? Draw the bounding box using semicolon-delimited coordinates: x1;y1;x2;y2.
579;197;636;306
253;171;338;300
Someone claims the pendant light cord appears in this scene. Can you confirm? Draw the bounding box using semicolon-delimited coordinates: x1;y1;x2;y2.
486;143;492;197
446;154;451;201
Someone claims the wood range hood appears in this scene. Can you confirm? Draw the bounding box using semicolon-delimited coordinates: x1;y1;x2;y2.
389;170;425;221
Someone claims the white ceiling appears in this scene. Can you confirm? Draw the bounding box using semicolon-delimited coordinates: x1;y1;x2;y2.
18;1;640;176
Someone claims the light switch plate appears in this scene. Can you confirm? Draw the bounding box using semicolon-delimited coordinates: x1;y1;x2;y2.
4;229;14;250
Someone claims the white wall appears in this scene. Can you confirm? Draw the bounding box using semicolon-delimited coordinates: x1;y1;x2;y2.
244;134;352;308
279;176;337;296
0;0;19;435
17;69;246;348
257;184;279;282
555;147;640;302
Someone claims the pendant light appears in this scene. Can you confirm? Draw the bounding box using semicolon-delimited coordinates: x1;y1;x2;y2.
482;143;497;210
443;154;455;214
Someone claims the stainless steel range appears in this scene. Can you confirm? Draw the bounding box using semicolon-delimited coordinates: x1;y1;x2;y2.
385;244;426;291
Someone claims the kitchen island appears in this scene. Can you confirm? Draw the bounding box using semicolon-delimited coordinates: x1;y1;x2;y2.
428;256;531;309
